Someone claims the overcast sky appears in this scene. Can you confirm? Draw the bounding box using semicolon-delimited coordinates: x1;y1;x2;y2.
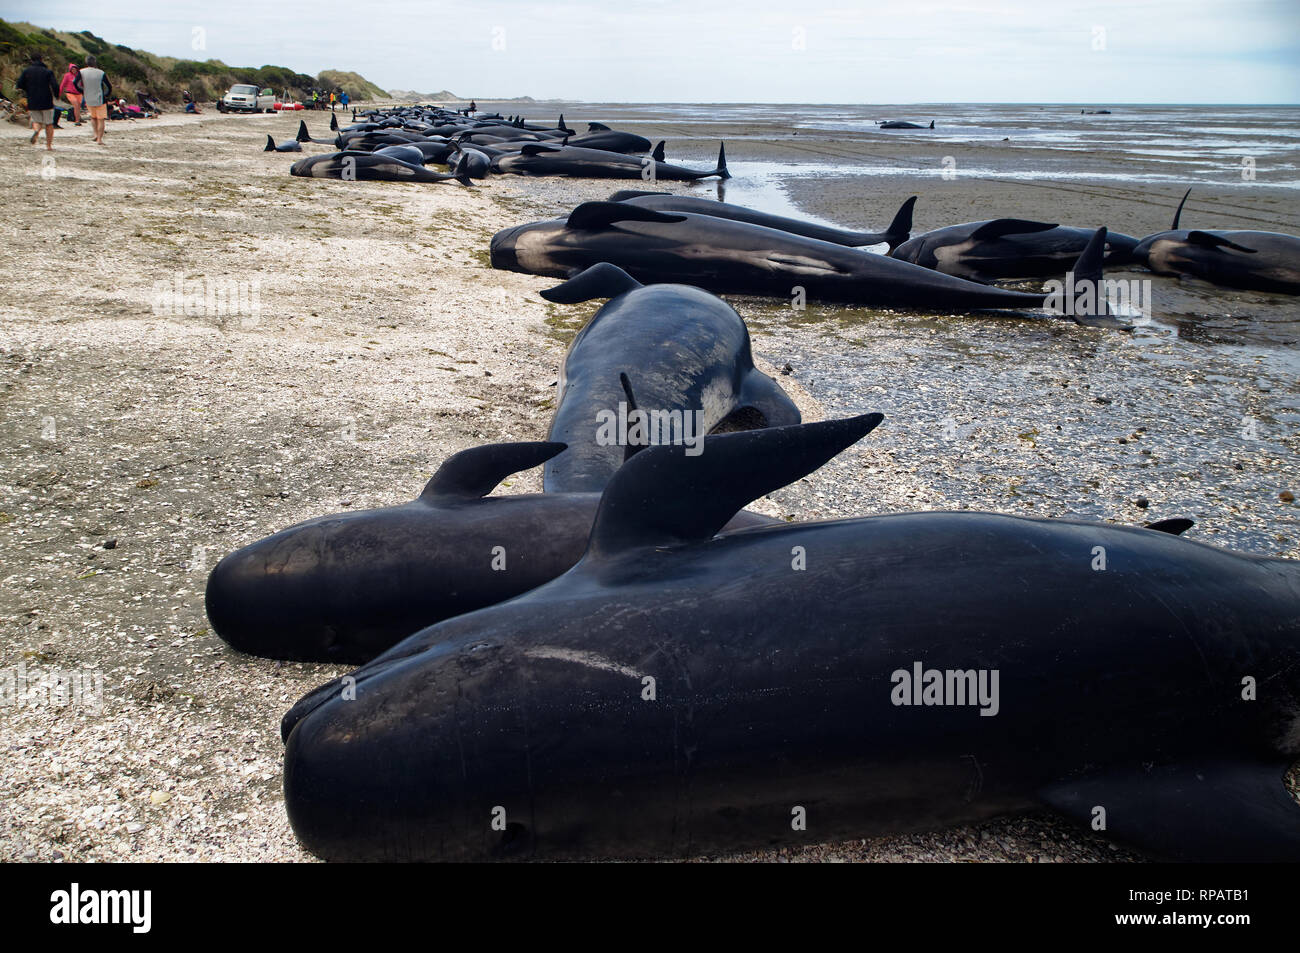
7;0;1298;103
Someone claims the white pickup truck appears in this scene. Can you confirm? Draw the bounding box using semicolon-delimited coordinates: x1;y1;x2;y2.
218;84;275;113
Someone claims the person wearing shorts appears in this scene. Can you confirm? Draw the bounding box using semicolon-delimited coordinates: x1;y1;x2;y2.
16;54;59;150
59;63;83;124
79;55;112;144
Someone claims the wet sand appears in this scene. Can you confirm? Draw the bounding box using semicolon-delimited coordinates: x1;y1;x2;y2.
0;104;1295;863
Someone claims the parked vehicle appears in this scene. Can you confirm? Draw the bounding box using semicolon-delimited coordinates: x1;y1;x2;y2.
218;84;275;113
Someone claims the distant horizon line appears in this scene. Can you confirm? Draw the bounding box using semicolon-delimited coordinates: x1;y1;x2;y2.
442;99;1300;107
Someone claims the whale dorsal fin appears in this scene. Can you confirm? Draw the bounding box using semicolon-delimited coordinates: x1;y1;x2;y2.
565;201;687;231
540;262;644;303
420;441;567;500
586;414;883;557
264;135;276;151
588;122;611;131
519;143;564;156
1146;518;1194;535
970;219;1059;240
1187;230;1257;254
652;140;666;162
619;372;644;464
1171;187;1191;229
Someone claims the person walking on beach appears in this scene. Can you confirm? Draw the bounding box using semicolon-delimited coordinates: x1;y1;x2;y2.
59;63;83;125
79;55;111;144
16;55;59;150
340;90;349;108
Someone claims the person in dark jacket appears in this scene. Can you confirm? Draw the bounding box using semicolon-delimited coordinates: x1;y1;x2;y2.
16;54;59;150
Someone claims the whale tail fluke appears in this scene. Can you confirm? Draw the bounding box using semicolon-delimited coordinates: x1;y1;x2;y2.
882;196;917;249
652;140;665;162
296;120;311;142
264;134;276;152
330;112;339;132
715;142;731;180
929;120;935;129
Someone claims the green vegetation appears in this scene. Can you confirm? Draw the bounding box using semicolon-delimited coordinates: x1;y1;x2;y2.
1;18;387;106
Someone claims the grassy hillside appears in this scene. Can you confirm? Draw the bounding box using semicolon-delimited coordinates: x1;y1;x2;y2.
316;70;386;101
0;19;387;109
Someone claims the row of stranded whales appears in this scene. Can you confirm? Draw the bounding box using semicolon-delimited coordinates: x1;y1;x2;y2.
205;274;799;662
1132;188;1300;295
283;107;724;184
491;142;730;181
279;413;1300;862
493;200;1125;324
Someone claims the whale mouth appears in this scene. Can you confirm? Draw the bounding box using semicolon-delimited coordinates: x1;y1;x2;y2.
489;226;521;271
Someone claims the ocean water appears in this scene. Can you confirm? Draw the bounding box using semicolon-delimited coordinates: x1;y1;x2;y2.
535;102;1300;190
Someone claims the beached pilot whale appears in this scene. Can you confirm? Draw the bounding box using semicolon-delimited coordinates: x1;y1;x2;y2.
879;120;933;129
607;191;916;251
264;134;302;153
561;130;654;154
540;263;801;492
890;219;1140;281
447;145;492;180
1133;189;1300;295
492;201;1128;324
204;441;776;663
492;142;730;181
289;151;472;184
205;276;798;662
280;413;1300;862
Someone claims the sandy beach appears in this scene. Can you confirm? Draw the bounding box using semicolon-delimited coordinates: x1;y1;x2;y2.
1;104;1295;863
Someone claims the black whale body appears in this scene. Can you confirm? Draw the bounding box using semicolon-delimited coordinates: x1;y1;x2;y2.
281;415;1300;862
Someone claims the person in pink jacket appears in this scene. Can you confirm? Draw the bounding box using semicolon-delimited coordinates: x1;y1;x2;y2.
59;63;83;125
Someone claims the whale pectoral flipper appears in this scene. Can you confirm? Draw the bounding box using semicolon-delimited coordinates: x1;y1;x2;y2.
608;189;669;202
587;414;883;555
1146;518;1194;535
539;263;645;303
1187;231;1258;254
1039;760;1300;862
565;202;688;231
420;441;568;500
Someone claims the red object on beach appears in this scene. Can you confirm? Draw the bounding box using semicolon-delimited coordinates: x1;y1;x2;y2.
273;102;304;111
